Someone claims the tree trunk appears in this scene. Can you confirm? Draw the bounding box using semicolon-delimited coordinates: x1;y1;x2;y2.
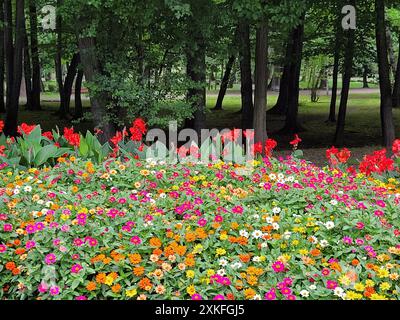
375;0;395;149
23;22;33;110
29;0;41;110
4;0;24;137
74;69;83;118
334;1;356;147
185;38;206;136
78;36;115;142
267;35;292;115
328;27;341;122
253;22;268;146
386;26;397;80
281;19;305;133
238;21;253;130
4;0;13;111
55;0;66;118
363;64;369;88
0;0;5;113
64;53;80;115
213;54;236;110
393;37;400;108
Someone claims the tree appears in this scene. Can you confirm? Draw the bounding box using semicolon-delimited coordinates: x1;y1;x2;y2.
4;0;25;136
213;54;236;111
0;0;5;113
29;0;42;111
4;0;13;112
375;0;395;149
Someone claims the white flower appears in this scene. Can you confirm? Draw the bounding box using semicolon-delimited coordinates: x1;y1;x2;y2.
283;231;292;239
219;259;228;267
277;179;285;184
272;207;281;214
24;186;32;192
272;223;280;230
277;173;284;180
252;230;263;239
252;214;260;220
265;217;273;224
299;290;309;298
269;173;277;180
231;262;242;269
159;193;166;199
286;176;295;182
309;285;317;290
330;200;338;206
239;230;249;238
45;201;53;208
325;221;335;230
253;294;262;300
13;189;20;195
309;236;318;244
334;287;345;298
319;240;329;248
261;242;268;249
217;269;226;276
252;256;261;262
37;199;44;205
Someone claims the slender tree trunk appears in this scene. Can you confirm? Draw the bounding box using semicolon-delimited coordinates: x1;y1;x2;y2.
4;0;13;111
185;38;206;136
268;35;292;115
281;19;305;133
253;21;268;146
328;26;341;122
74;69;83;118
4;0;24;136
78;36;115;142
334;1;356;146
386;26;396;80
213;55;236;110
23;22;33;110
64;53;79;115
238;21;253;130
29;0;41;110
375;0;395;149
55;0;66;118
0;0;5;113
363;65;369;88
393;37;400;108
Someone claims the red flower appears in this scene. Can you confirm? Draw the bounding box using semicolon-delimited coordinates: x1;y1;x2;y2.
132;118;147;135
42;131;54;141
18;123;36;136
265;138;277;156
129;127;143;142
110;131;124;146
252;142;263;155
336;148;351;163
0;145;5;156
0;120;4;134
63;127;80;147
392;139;400;156
290;134;302;146
359;149;394;176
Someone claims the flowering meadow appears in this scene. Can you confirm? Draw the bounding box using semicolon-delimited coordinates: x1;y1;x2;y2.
0;120;400;300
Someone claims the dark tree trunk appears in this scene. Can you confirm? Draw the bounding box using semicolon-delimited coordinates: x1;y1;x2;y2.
23;22;33;110
334;1;356;147
64;53;80;114
238;21;253;130
253;21;268;146
213;54;236;111
268;35;292;115
4;0;13;111
393;37;400;108
328;26;341;122
0;0;5;113
363;65;369;88
386;26;397;80
4;0;24;137
74;69;83;118
375;0;395;149
185;38;206;136
78;36;115;142
281;19;305;133
29;0;41;110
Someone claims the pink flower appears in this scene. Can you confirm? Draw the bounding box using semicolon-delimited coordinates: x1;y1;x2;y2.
191;294;203;300
326;280;338;290
49;286;60;296
232;206;243;214
355;222;365;230
130;236;142;245
213;295;225;300
26;241;36;249
76;295;87;300
3;224;12;232
286;294;297;300
71;264;83;274
0;244;7;253
38;283;48;293
321;268;330;277
197;218;207;227
264;291;276;300
272;261;285;273
45;253;57;265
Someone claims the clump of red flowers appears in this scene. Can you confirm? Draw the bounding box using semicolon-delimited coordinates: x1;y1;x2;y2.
0;120;4;134
326;146;351;165
252;138;277;157
359;149;394;176
18;123;36;136
129;118;147;142
393;139;400;156
290;134;302;149
63;127;80;147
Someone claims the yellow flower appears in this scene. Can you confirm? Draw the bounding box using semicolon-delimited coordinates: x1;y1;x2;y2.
291;240;299;246
370;293;387;300
365;280;375;287
376;268;389;278
216;248;226;256
186;270;195;279
220;234;228;241
186;285;196;296
339;275;351;286
299;249;308;255
104;275;114;286
206;269;215;277
345;291;362;300
379;282;390;291
126;289;137;297
389;273;399;281
354;283;365;292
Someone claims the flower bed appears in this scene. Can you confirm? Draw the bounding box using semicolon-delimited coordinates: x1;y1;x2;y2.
1;152;399;300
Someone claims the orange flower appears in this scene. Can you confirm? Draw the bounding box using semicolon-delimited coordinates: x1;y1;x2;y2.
12;268;20;275
231;222;239;230
129;254;142;265
103;257;112;264
138;277;152;290
175;245;187;256
244;288;256;300
152;248;163;256
96;273;106;284
5;262;16;271
13;239;21;246
185;233;196;243
310;248;321;257
364;286;375;298
111;284;121;293
14;248;25;255
351;259;359;266
109;272;118;280
86;282;97;291
149;237;162;247
133;266;145;276
237;237;248;245
330;262;342;272
239;254;251;263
